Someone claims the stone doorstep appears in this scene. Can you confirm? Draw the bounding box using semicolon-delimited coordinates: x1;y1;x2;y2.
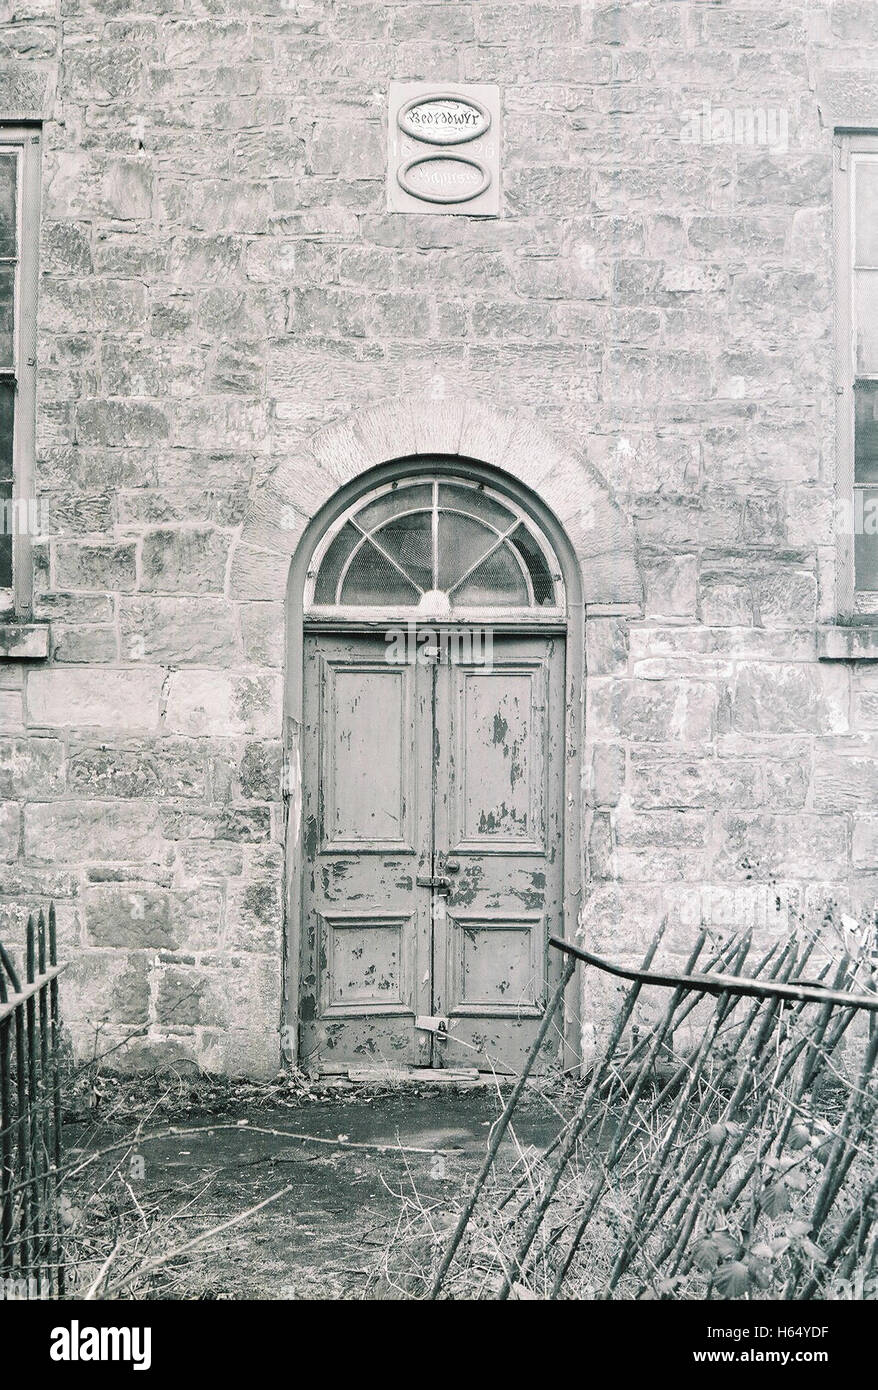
0;622;51;660
340;1068;556;1086
347;1067;481;1084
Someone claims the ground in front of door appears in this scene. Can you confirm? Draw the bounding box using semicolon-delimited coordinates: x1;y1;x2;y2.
64;1082;566;1299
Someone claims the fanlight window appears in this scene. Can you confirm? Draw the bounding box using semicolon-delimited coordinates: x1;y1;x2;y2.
306;477;564;617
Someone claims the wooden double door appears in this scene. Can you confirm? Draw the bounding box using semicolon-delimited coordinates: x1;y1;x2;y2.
299;628;565;1075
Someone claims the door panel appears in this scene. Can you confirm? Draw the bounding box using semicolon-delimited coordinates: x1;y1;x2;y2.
300;630;565;1075
322;662;413;849
450;663;547;850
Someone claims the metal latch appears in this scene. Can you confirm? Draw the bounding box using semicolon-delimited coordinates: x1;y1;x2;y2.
416;874;452;893
416;857;461;893
416;1015;450;1037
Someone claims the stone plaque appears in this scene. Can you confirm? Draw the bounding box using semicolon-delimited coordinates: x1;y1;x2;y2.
388;81;501;216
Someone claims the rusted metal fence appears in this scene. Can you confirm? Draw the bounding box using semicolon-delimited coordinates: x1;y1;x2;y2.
429;925;878;1300
0;904;66;1297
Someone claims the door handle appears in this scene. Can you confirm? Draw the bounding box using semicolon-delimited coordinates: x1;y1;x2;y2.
445;858;461;873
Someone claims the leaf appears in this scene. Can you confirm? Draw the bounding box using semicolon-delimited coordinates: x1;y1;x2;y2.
707;1122;726;1147
714;1231;741;1259
770;1236;791;1256
762;1182;791;1217
714;1260;751;1297
750;1242;774;1261
693;1237;721;1272
789;1123;811;1150
801;1239;827;1264
787;1220;812;1238
510;1281;538;1300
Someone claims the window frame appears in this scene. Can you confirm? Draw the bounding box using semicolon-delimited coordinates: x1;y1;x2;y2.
0;125;40;618
304;474;567;623
834;129;878;621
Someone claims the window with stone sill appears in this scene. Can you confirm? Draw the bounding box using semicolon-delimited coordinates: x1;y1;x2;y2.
836;131;878;621
0;127;40;617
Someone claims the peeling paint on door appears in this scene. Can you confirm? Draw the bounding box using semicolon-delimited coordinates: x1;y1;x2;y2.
300;632;564;1075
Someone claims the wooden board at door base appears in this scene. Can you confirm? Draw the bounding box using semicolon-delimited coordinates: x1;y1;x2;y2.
299;631;565;1076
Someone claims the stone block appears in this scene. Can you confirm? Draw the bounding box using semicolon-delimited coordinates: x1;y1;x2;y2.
629;753;762;810
41;279;148;333
643;554;697;620
226;869;283;953
67;739;207;801
240;603;284;667
51;626;118;663
730;663;848;736
0;801;20;860
53;542;137;592
25;801;162;863
64;952;151;1026
587;678;717;743
164;671;282;737
27;669;164;732
85;885;177;950
140;528;230;594
156;964;207;1027
0;738;65;798
813;751;878;812
587;743;625;808
714;813;847;882
120;596;239;664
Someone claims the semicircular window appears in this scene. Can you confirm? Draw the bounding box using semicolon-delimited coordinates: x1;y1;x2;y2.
307;477;564;617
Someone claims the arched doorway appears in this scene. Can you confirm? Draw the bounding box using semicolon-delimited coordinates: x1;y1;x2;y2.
297;463;571;1075
231;397;642;1075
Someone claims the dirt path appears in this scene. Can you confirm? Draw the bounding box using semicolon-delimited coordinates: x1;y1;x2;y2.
67;1087;565;1299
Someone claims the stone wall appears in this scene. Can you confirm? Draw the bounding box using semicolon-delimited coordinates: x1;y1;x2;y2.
1;1;877;1074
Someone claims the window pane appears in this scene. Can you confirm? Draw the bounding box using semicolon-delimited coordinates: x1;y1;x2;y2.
0;154;16;259
452;543;529;606
855;159;878;266
509;524;555;606
0;378;13;483
855;271;878;374
855;487;878;590
438;512;500;591
0;263;13;370
439;482;515;532
355;482;432;532
372;512;433;590
0;479;10;590
340;538;420;605
313;522;361;604
855;382;878;483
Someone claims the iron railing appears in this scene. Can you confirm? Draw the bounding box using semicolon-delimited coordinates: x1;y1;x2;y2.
0;904;66;1297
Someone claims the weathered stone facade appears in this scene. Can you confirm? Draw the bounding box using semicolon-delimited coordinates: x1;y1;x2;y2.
2;1;878;1075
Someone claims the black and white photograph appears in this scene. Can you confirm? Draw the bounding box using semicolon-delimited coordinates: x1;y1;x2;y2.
0;0;876;1355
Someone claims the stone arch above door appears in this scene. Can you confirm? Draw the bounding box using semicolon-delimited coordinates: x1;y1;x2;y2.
230;398;643;611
